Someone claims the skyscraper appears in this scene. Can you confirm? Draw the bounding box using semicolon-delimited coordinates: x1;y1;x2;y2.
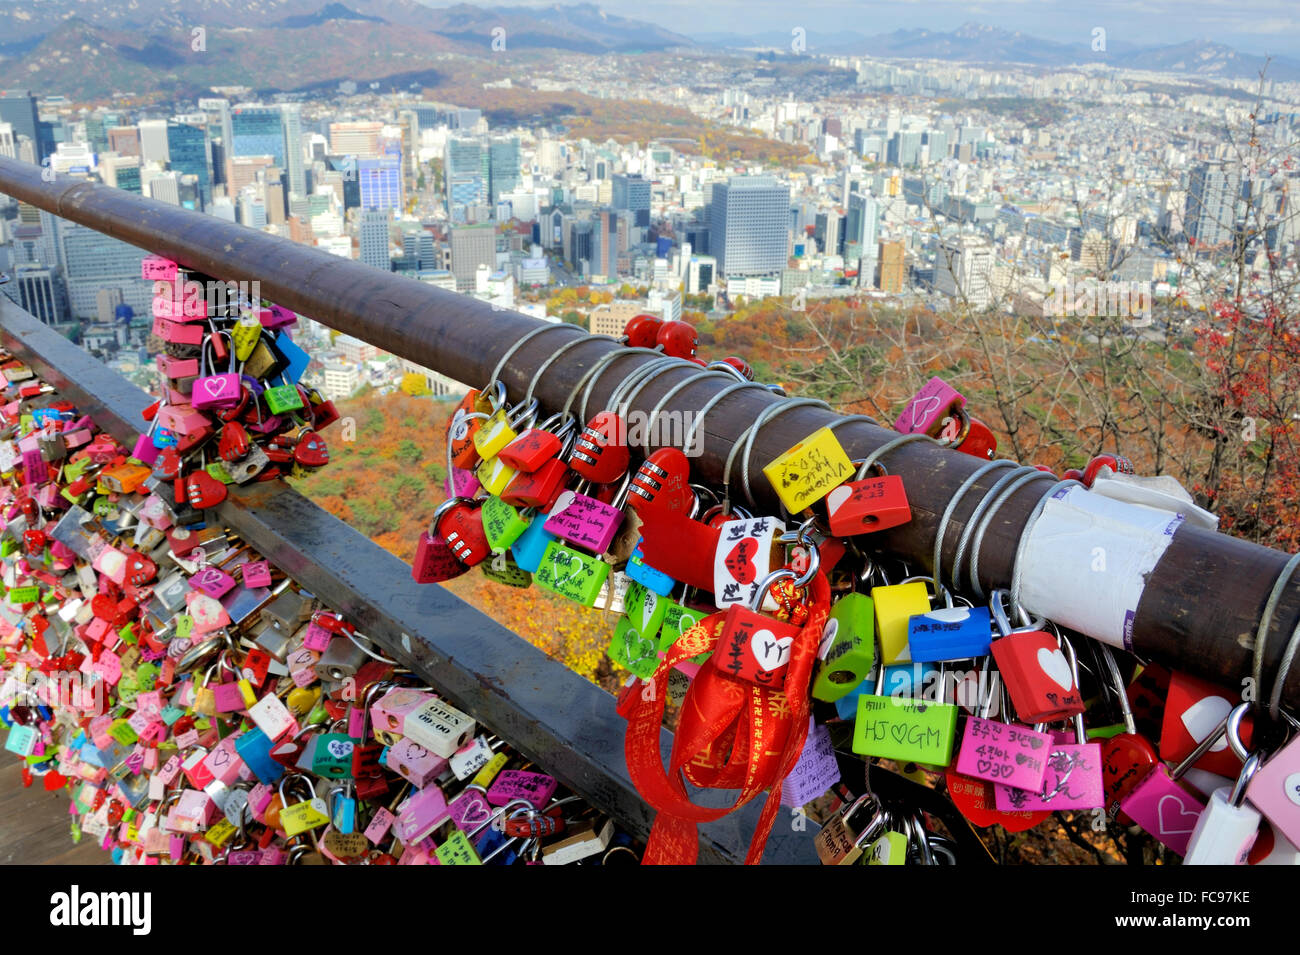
107;127;140;157
450;224;496;291
489;137;521;205
281;104;305;200
446;138;488;218
613;173;651;228
712;176;791;279
53;218;152;321
358;157;402;212
4;265;69;326
0;90;40;161
359;209;391;271
138;120;171;165
844;192;879;263
166;121;211;210
887;131;922;168
814;211;843;257
0;123;14;160
934;235;994;308
876;240;904;293
1185;160;1242;249
329;121;384;159
232;106;286;166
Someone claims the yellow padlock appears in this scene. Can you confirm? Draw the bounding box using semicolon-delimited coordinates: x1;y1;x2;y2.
232;312;262;362
870;581;931;665
472;408;517;460
762;426;855;513
286;685;320;717
476;455;517;497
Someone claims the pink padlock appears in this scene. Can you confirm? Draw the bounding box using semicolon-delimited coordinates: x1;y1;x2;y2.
1119;764;1207;856
301;621;332;653
142;255;178;282
191;333;241;411
486;769;558;809
1246;733;1300;848
156;403;212;437
994;727;1103;812
262;305;297;330
384;737;449;788
893;376;965;436
447;467;482;500
392;784;450;845
153;317;205;346
201;735;245;783
212;681;249;714
371;687;436;740
542;482;628;555
448;787;494;831
190;566;236;599
955;717;1051;793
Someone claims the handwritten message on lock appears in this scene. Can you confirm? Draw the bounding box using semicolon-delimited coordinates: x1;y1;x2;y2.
852;696;956;766
713;516;783;610
487;770;558;809
955;717;1050;792
994;742;1104;812
781;718;841;808
763;427;855;513
542;492;621;553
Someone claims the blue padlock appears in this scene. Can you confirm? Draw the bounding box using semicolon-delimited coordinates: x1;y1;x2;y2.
626;541;676;596
511;509;557;573
234;727;284;784
274;330;311;384
907;604;992;663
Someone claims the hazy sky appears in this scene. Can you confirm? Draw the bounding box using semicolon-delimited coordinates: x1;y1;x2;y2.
510;0;1300;58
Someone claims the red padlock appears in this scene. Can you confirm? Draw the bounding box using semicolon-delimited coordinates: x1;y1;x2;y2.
569;411;629;484
218;421;251;462
497;417;567;472
436;500;490;567
23;529;47;554
656;320;698;360
989;594;1085;724
1159;671;1255;778
939;407;997;461
719;356;754;380
637;509;719;593
1082;453;1135;487
714;569;804;688
153;447;183;480
824;464;911;536
294;431;329;468
184;470;228;509
623;314;663;348
500;459;568;510
628;448;693;516
124;552;157;586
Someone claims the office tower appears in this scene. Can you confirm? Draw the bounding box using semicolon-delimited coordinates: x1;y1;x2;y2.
232;106;286;166
359;209;391;271
329;121;384;159
138;120;171;165
280;104;305;200
814;211;843;257
228;156;276;194
263;181;286;224
108;126;140;157
592;209;618;279
95;288;124;324
488;137;520;204
0;91;40;161
876;240;904;293
567;219;594;272
844;192;879;262
445;138;488;216
358;157;402;212
198;98;233;152
934;235;994;308
166;121;211;210
53;218;152;321
711;176;791;279
0;123;14;160
5;265;69;326
923;129;948;163
613;173;651;228
110;157;142;195
887;131;922;168
403;231;437;270
146;171;181;206
238;192;267;229
1185;160;1242;248
450;224;496;291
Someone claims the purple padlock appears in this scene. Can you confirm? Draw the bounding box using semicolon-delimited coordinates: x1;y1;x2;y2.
392;785;450;845
192;333;241;411
190;566;236;599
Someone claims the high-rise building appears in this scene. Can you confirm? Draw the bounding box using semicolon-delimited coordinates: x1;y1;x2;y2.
488;137;520;204
358;157;402;212
166;121;211;210
592;209;619;279
228;156;276;195
612;173;651;229
887;131;922;168
232;106;286;166
445;138;488;217
1185;160;1242;249
876;240;904;293
4;265;69;326
146;171;181;206
53;218;152;321
0;122;15;160
359;208;391;271
923;130;948;163
329;121;384;159
403;230;437;270
712;176;791;279
108;126;140;157
934;235;994;308
197;99;233;154
138;120;171;165
844;192;879;263
0;91;40;161
450;224;496;291
814;211;843;257
280;104;305;200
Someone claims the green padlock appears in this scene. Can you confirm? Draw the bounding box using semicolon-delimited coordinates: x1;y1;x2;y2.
481;496;530;554
92;497;115;517
311;731;356;779
865;826;909;866
206;460;235;485
264;383;304;415
534;541;610;605
659;599;711;661
609;617;660;680
481;550;531;588
812;592;876;703
851;667;957;766
624;581;668;639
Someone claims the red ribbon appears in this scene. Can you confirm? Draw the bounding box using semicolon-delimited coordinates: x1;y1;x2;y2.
623;572;831;864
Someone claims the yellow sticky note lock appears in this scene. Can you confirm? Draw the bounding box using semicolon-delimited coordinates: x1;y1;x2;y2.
205;818;237;847
280;798;330;837
870;581;932;665
763;427;854;513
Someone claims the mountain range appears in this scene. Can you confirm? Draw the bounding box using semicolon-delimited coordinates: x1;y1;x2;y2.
0;2;1294;102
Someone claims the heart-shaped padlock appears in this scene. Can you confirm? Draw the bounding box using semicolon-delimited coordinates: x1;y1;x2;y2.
185;470;228;509
294;431;329;468
436;501;490;567
23;529;46;554
153;447;183;480
218;421;252;462
629;448;693;515
125;553;157;586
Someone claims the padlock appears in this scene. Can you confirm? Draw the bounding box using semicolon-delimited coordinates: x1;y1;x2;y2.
278;774;330;837
475;453;517;498
311;722;357;780
994;713;1104;812
500;458;569;511
1119;761;1206;857
533;540;611;606
184;467;228;510
814;794;884;865
473;395;535;462
218;420;252;462
637;508;720;593
623;313;663;348
1246;723;1300;849
988;592;1083;723
448;389;487;470
825;460;912;537
371;687;436;742
869;577;931;665
609;616;661;679
192;332;241;411
543;476;631;556
893;376;964;436
263;379;305;415
435;497;490;567
1184;708;1262;865
403;697;475;759
569;411;630;484
938;406;997;461
314;635;368;683
626;540;676;596
1093;644;1159;816
811;592;875;702
655;320;698;359
864;813;910;866
955;713;1052;793
1160;670;1256;778
628;448;694;517
383;736;448;788
481;495;532;554
714;569;805;688
497;413;572;472
852;661;958;767
906;591;992;663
